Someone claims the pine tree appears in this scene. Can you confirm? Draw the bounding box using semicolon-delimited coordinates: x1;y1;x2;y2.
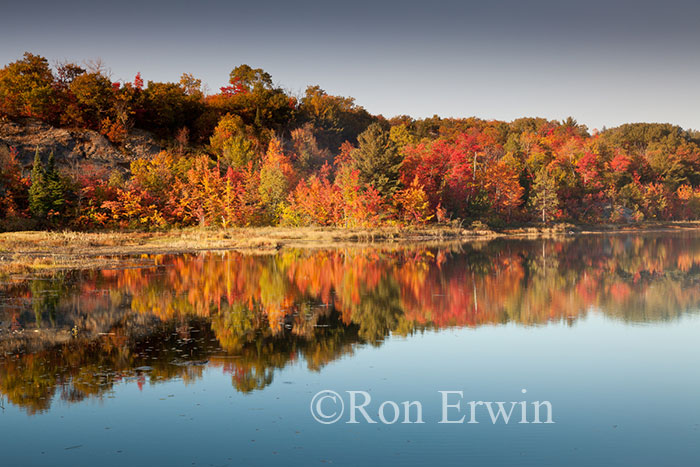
28;148;47;218
44;151;66;214
351;123;402;198
28;149;65;219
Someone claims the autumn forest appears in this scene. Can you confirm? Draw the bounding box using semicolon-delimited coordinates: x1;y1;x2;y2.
2;52;700;230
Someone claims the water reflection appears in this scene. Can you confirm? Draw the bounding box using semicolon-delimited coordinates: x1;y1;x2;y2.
1;233;700;413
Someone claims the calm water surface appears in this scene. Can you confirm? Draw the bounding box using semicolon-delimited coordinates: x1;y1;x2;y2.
1;234;699;466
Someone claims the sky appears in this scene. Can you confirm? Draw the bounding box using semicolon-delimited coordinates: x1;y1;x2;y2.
1;0;699;131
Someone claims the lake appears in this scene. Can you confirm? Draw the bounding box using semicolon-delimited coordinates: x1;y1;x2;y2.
1;233;699;466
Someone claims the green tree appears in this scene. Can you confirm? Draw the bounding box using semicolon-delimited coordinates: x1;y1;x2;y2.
229;65;273;92
28;149;47;218
529;168;559;223
351;123;403;198
28;150;66;219
44;152;66;214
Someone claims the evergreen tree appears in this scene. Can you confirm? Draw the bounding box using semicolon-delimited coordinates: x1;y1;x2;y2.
44;151;66;214
28;150;65;219
351;123;402;198
28;148;47;218
529;168;559;223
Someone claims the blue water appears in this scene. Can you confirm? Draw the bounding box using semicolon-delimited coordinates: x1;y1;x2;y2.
1;313;697;466
1;235;699;466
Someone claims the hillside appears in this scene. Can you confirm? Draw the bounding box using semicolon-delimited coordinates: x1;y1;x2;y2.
1;52;700;231
0;117;160;174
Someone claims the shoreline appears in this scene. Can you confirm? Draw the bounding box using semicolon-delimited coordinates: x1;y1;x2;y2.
2;222;700;277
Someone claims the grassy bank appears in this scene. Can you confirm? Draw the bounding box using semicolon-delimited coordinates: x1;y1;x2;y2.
2;222;700;277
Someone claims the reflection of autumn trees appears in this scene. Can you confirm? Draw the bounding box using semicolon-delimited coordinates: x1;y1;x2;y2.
2;234;700;413
0;318;217;414
86;233;700;334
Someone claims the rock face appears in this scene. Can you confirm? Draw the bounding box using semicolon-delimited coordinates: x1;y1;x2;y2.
0;117;161;175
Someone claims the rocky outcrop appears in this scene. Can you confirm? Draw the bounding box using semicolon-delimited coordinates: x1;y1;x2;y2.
0;117;161;175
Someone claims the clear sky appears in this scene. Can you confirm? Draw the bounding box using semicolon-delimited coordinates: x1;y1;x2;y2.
1;0;699;131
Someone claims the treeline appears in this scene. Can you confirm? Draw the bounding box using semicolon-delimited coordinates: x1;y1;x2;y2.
2;52;700;230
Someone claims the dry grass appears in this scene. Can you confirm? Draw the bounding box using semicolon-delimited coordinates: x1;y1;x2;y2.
0;226;471;277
